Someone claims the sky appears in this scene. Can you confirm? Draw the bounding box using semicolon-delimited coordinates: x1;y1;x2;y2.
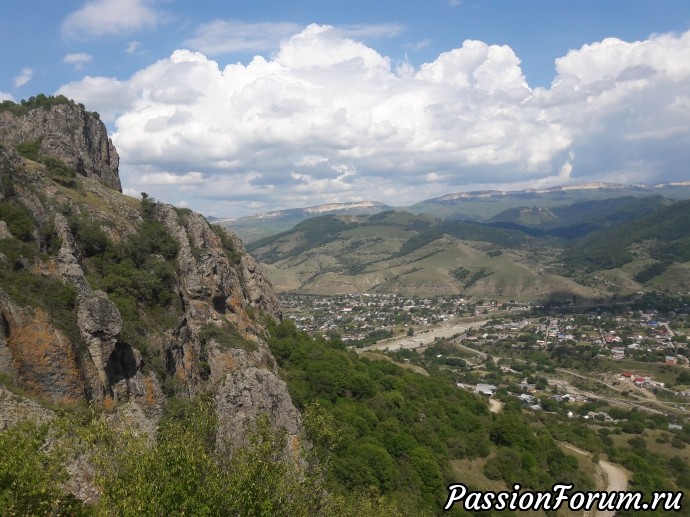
2;1;690;217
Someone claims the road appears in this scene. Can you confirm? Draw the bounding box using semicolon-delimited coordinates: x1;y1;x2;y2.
358;319;488;352
552;368;685;416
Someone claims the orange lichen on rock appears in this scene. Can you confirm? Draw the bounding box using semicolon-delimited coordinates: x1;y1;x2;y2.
143;375;158;407
102;395;116;411
4;306;85;401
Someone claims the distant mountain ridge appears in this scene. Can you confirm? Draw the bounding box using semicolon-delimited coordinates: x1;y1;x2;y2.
247;195;690;299
222;182;690;243
223;200;390;242
422;181;690;203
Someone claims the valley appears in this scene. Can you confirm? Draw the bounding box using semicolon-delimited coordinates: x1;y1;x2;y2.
1;96;689;515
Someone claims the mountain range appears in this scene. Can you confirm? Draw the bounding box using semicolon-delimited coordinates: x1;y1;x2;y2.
223;182;690;243
246;194;690;300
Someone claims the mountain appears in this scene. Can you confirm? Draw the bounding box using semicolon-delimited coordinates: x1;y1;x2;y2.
409;182;690;221
0;97;301;500
248;195;690;299
0;94;121;191
247;211;597;299
222;200;390;242
1;96;685;514
486;195;672;239
219;182;690;243
562;199;690;291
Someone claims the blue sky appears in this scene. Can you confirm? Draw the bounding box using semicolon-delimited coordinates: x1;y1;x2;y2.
2;0;690;216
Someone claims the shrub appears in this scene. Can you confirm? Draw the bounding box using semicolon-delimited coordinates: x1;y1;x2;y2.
199;322;257;352
0;422;85;515
0;201;35;241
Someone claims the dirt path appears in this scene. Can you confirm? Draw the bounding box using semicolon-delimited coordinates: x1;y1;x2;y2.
487;398;503;413
562;443;629;517
597;461;629;517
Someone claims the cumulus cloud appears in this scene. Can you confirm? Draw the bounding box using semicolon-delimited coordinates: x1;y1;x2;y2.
0;92;14;102
62;0;163;38
59;25;690;216
13;67;33;88
63;53;93;69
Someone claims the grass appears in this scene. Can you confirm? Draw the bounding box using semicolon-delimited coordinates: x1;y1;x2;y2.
358;351;429;376
593;357;684;386
199;322;258;352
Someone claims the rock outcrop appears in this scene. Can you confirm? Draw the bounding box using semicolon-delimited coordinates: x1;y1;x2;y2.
0;97;293;446
215;367;301;450
0;101;121;191
0;292;87;402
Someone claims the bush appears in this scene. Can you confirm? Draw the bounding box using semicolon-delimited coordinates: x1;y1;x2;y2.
0;422;85;516
0;201;35;241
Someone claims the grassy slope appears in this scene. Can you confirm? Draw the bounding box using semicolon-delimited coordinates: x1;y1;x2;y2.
251;213;598;299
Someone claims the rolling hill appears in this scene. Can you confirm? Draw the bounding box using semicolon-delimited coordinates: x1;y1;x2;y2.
247;211;596;299
248;198;690;299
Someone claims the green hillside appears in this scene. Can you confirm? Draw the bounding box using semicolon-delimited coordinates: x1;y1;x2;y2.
248;212;599;299
488;196;671;239
563;199;690;276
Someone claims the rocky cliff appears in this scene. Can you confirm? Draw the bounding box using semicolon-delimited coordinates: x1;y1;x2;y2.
0;96;121;191
0;99;300;477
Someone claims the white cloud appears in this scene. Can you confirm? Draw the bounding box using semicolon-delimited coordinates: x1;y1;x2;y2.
333;23;404;40
0;92;14;102
138;171;205;185
62;0;163;38
57;76;134;121
63;53;93;69
59;25;690;216
13;67;33;88
407;39;432;51
126;40;141;55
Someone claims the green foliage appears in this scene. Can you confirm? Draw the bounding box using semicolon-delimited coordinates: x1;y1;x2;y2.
65;199;182;374
0;421;86;516
42;156;76;180
14;138;42;161
72;201;179;308
450;267;469;282
84;395;341;516
14;136;78;186
199;322;257;352
267;320;588;512
68;214;110;257
248;215;358;262
0;238;82;347
0;200;36;241
563;199;690;272
0;94;88;116
634;261;671;283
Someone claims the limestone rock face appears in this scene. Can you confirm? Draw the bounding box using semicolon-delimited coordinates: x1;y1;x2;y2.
215;367;301;449
0;103;121;191
0;385;54;431
155;204;284;399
